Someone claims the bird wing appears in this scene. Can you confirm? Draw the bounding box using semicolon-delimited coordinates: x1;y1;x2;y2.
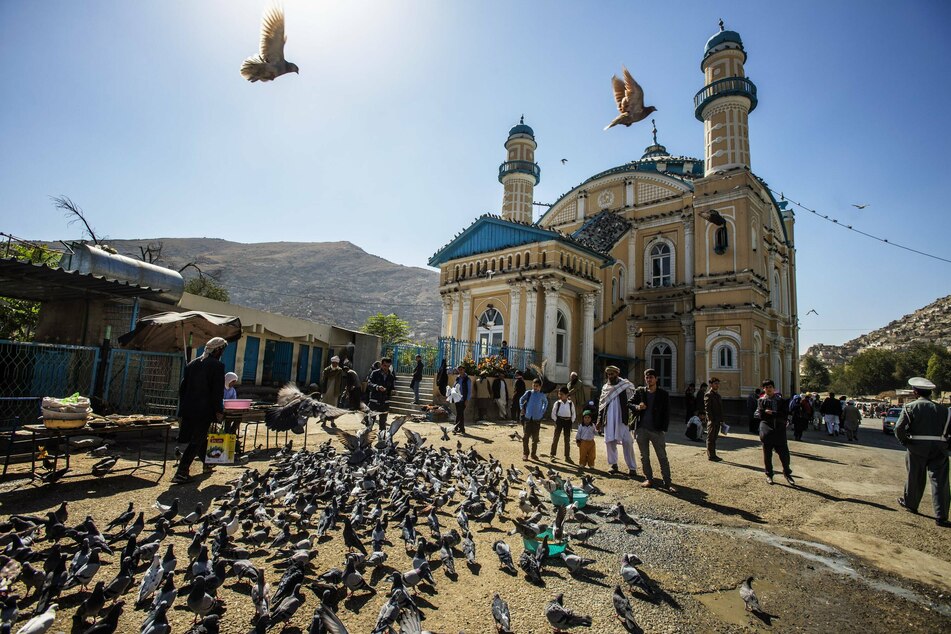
611;75;626;112
622;66;645;111
337;430;360;453
387;415;409;440
259;7;287;63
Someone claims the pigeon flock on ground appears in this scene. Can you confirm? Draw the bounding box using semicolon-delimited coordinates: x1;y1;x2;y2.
0;401;769;633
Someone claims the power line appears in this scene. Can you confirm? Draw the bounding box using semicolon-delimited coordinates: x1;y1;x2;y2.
224;281;436;308
768;188;951;265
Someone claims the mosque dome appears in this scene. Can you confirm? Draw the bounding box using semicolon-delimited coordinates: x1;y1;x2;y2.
508;116;534;138
703;22;746;65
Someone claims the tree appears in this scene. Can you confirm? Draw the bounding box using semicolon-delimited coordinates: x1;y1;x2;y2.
799;355;831;392
0;243;61;341
926;350;951;394
842;348;900;396
893;343;945;384
184;276;230;302
361;312;410;345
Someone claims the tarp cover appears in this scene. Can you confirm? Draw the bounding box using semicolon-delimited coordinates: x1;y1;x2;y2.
118;310;242;352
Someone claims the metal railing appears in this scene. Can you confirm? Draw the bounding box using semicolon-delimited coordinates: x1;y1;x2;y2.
381;343;439;378
0;340;183;417
436;337;539;373
693;77;758;119
498;160;541;185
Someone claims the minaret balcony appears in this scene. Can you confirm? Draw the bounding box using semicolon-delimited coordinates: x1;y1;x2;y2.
694;77;758;121
498;160;541;185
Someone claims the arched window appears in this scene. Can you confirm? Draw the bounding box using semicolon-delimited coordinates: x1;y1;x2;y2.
714;341;737;369
648;342;674;390
714;226;729;254
525;252;531;266
491;258;496;272
649;242;672;287
617;268;624;298
454;265;460;280
477;308;505;356
507;255;513;269
771;270;781;311
468;263;474;277
515;253;521;268
555;310;567;365
611;278;618;305
541;251;547;266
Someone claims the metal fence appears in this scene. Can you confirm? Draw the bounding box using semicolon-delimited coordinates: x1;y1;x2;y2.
436;337;539;372
0;340;183;419
382;343;439;377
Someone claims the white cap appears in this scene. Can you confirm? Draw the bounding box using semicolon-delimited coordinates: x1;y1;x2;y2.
908;376;936;390
331;355;340;363
225;372;238;384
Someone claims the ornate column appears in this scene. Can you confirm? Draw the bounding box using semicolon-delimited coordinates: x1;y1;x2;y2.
683;213;695;285
440;294;453;338
627;228;637;295
541;280;564;366
680;315;696;387
459;290;472;342
576;190;587;220
507;283;523;347
451;293;461;340
523;282;539;351
581;293;596;386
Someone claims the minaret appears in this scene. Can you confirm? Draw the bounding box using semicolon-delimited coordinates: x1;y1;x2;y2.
498;116;540;223
694;20;758;176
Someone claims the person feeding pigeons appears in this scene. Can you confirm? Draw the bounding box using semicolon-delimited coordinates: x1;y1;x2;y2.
173;336;228;484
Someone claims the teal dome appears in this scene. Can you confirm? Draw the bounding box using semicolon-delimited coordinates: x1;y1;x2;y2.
508;116;534;138
703;27;746;65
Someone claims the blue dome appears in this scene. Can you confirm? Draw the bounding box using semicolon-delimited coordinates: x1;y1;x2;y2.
703;28;746;65
508;116;534;138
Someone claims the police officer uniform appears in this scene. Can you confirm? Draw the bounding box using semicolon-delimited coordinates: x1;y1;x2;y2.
895;377;950;527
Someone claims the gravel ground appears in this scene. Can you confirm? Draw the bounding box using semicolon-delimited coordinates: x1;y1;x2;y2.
0;414;948;633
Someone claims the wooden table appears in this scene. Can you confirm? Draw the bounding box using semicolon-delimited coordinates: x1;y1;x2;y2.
25;421;172;483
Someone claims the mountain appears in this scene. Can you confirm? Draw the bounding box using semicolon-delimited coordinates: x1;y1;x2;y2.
802;294;951;366
99;238;441;342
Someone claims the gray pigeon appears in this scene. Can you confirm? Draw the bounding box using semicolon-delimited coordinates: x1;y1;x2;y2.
240;7;299;82
612;585;638;632
545;593;592;630
620;553;653;598
491;593;512;633
740;576;761;613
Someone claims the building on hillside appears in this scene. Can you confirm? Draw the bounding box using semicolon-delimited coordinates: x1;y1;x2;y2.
428;23;798;413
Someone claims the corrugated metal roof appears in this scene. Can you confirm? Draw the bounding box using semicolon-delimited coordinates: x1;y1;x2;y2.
0;257;172;302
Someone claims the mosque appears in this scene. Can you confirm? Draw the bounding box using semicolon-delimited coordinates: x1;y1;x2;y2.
428;24;798;408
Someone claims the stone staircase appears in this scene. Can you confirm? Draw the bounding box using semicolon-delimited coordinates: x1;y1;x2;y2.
389;375;434;416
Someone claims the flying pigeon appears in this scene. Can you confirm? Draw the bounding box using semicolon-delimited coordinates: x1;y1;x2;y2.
699;209;727;226
561;158;568;165
240;7;299;82
851;203;869;209
806;309;818;316
604;66;656;130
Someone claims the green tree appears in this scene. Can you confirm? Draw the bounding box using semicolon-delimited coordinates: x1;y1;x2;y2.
843;348;900;396
893;343;945;384
0;243;60;341
799;355;831;392
926;350;951;393
361;312;410;345
184;276;230;302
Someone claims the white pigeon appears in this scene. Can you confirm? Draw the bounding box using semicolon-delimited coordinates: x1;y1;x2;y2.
240;7;299;82
137;554;164;604
14;603;56;634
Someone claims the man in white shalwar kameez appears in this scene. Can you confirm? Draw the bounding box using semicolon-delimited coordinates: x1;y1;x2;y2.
598;365;638;477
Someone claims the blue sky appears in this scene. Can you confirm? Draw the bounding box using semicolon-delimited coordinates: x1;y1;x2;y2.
1;1;949;352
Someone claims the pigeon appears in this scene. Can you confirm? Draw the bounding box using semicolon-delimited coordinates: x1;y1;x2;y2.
518;549;542;584
604;66;656;130
739;576;761;613
439;426;451;441
560;551;596;575
1;596;17;632
315;601;350;634
102;557;133;602
269;583;304;629
82;599;122;634
91;455;119;475
492;593;513;633
461;530;477;566
137;554;164;605
620;553;653;599
806;309;818;316
185;576;215;622
240;7;299;83
569;526;598;544
63;549;100;591
545;593;592;631
75;581;106;624
151;574;177;612
152;498;179;523
699;209;727;227
852;203;869;209
14;602;57;634
492;540;515;573
342;557;375;597
105;502;134;532
251;567;270;621
561;158;568;165
612;585;639;632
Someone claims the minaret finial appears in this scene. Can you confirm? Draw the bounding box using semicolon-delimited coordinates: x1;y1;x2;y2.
651;119;658;145
519;114;524;125
718;18;724;31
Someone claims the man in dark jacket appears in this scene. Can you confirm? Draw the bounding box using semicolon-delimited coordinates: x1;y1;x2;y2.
510;371;526;422
340;360;363;410
410;355;424;404
173;337;227;483
630;368;674;492
896;377;950;527
820;392;842;436
704;378;724;462
367;357;395;431
756;379;794;486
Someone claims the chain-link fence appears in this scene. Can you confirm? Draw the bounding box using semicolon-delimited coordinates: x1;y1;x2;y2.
105;349;183;416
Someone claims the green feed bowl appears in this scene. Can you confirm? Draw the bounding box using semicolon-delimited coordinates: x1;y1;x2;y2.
521;528;568;556
550;488;589;508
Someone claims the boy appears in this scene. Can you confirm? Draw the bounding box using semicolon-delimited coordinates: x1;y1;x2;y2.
550;386;576;462
519;378;548;460
576;410;597;468
685;411;705;442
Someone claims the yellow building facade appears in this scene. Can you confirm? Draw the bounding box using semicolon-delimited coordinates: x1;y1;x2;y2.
429;25;798;402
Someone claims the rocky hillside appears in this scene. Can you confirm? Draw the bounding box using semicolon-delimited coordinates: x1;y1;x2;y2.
802;294;951;366
98;238;441;342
